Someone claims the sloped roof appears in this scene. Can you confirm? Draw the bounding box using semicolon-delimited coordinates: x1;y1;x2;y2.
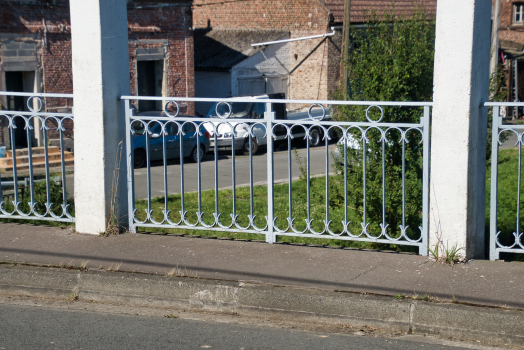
321;0;437;24
194;29;289;70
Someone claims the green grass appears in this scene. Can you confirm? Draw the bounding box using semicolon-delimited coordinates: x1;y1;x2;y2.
487;148;524;261
134;175;418;252
0;176;75;227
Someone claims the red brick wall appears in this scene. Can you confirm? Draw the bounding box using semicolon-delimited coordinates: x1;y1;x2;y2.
193;0;341;103
498;0;524;44
0;1;195;144
128;5;195;105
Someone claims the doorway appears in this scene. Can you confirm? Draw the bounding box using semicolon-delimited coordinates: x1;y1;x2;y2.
5;71;36;148
137;60;164;112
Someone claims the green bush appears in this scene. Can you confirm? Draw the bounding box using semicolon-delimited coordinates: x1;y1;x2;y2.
332;6;435;241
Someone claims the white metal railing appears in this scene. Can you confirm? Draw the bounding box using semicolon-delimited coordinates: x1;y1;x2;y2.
486;102;524;259
0;91;74;222
122;95;431;254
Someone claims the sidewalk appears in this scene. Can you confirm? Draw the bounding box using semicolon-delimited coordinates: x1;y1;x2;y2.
1;222;524;346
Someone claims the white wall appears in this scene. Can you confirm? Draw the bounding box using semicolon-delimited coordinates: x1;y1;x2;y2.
231;38;290;96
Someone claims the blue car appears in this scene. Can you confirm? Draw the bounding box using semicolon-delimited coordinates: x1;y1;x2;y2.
132;111;211;168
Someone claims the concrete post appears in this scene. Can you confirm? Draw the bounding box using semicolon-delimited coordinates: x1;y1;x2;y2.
430;0;491;258
70;0;131;234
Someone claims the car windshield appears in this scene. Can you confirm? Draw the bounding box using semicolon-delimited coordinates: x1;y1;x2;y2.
206;102;253;119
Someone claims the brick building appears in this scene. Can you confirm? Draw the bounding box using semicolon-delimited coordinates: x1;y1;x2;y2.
192;0;437;115
0;0;194;149
496;0;524;116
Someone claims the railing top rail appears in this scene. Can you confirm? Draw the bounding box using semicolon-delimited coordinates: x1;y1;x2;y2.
120;95;433;107
485;102;524;107
0;91;74;98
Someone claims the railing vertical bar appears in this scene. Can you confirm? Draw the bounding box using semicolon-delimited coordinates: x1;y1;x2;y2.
42;117;51;213
306;132;311;224
124;101;136;232
145;127;152;217
420;106;431;256
266;103;275;243
381;132;386;228
214;132;219;217
325;131;329;228
288;136;292;225
10;119;19;211
517;139;522;238
489;107;501;260
180;127;185;217
162;124;169;221
26;118;35;214
344;129;348;231
401;133;406;229
249;133;254;220
362;135;367;227
58;122;67;211
231;132;236;221
197;128;202;216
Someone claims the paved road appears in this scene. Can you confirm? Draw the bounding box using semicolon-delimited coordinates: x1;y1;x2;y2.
66;143;338;200
0;302;479;350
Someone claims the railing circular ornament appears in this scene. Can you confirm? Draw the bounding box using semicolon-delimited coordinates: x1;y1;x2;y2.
215;101;232;119
308;103;326;121
163;101;180;118
365;105;384;123
27;96;43;113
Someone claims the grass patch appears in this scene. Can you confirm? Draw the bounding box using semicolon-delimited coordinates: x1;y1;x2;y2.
487;148;524;261
135;175;419;252
0;176;74;227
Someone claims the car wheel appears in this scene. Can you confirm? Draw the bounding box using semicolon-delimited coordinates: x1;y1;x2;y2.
242;137;258;154
134;149;146;168
308;128;321;147
189;144;205;163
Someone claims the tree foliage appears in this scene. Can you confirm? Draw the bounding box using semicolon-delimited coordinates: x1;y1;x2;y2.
332;6;435;243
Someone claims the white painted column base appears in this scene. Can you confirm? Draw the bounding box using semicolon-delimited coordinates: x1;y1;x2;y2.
70;0;131;234
430;0;491;258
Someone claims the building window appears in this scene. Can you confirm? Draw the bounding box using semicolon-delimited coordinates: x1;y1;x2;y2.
515;3;524;24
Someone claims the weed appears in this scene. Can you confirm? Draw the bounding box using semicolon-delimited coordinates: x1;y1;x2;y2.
293;148;307;182
69;291;79;302
105;140;124;236
98;264;103;269
164;312;178;319
422;294;430;302
11;260;19;266
429;240;463;265
412;294;419;300
79;260;89;271
106;262;122;272
166;264;198;278
395;294;405;299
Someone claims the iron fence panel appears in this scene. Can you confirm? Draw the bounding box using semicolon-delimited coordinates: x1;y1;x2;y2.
487;102;524;259
0;92;74;223
124;96;430;254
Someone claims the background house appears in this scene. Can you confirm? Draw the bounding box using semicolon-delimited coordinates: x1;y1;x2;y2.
496;0;524;117
0;0;195;150
192;0;437;114
192;0;344;113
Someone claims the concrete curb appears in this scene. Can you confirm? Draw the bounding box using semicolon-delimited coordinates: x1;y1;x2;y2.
1;264;522;347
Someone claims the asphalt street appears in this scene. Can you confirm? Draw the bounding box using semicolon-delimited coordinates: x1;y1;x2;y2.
0;302;483;350
66;143;338;200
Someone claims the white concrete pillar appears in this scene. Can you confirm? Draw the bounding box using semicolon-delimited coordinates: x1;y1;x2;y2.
70;0;131;234
431;0;491;258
